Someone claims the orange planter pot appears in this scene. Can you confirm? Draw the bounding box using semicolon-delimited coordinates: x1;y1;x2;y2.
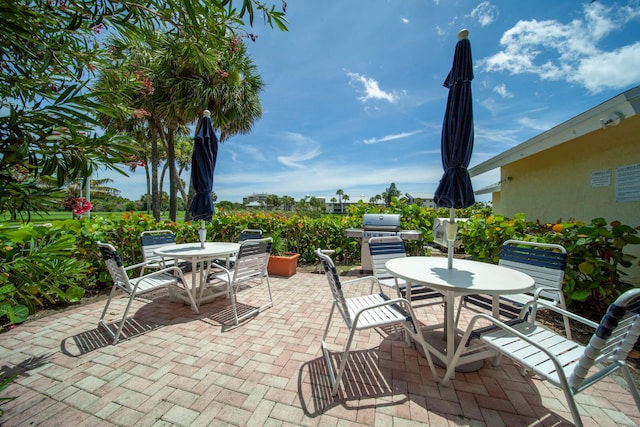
267;253;300;277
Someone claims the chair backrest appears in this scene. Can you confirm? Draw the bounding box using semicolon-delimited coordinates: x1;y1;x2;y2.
499;240;567;302
570;288;640;387
316;248;352;326
232;237;272;283
368;236;406;281
239;229;263;242
98;241;133;294
140;230;176;263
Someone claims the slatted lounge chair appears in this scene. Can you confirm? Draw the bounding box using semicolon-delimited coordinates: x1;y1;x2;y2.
368;236;444;307
140;230;179;274
443;288;640;427
316;248;438;396
97;241;195;344
205;237;273;325
456;239;572;339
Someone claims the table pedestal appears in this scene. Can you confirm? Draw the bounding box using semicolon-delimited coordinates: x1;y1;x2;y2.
417;330;485;372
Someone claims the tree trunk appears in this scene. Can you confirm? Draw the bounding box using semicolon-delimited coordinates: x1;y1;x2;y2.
166;127;178;221
150;122;161;221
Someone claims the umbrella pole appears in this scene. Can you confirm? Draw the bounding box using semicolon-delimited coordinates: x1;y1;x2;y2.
199;219;207;248
446;207;457;269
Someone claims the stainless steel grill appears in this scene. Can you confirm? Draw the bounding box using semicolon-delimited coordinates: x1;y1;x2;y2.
345;214;422;271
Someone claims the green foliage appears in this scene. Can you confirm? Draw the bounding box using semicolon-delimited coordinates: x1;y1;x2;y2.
0;374;18;417
1;0;287;221
1;204;637;326
0;222;89;327
460;214;639;314
547;218;639;312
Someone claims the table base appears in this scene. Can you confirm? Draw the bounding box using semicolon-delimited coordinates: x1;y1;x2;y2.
417;330;485;373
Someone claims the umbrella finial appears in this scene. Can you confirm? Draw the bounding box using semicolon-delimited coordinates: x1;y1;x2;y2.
458;29;469;41
203;110;211;117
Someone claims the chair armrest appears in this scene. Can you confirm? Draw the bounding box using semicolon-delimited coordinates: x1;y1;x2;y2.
126;260;153;273
443;312;568;385
341;275;384;293
139;265;187;281
524;299;599;329
207;262;232;283
351;296;412;322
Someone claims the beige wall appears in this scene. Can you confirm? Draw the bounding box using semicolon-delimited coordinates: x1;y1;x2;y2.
492;114;640;284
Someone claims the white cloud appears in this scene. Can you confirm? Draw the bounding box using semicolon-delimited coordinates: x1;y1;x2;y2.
479;2;640;93
276;132;321;168
234;144;266;162
363;130;422;145
346;71;399;103
492;83;513;98
517;117;552;132
401;17;409;24
574;42;640;92
470;1;498;27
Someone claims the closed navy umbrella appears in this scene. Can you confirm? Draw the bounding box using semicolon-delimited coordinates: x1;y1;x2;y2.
188;110;218;247
433;29;475;268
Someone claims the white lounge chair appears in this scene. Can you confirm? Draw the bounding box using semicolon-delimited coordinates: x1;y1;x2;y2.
205;237;273;325
316;248;438;396
443;288;640;426
368;236;444;306
456;240;572;339
97;241;196;344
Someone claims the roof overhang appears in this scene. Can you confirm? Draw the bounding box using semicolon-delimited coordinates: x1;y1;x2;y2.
469;85;640;177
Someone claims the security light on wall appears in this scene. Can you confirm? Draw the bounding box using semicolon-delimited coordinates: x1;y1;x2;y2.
600;112;624;128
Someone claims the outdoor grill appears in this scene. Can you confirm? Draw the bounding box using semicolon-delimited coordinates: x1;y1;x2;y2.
345;213;422;271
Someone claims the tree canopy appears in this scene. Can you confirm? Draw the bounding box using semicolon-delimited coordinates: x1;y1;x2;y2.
0;0;287;220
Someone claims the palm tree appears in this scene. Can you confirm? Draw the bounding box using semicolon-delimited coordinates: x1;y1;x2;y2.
342;193;350;212
154;33;265;221
336;189;344;214
282;195;295;211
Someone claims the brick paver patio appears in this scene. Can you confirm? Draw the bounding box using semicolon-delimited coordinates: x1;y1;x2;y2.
1;269;639;426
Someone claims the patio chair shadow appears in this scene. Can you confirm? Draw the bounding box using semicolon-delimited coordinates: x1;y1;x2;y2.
60;292;205;356
298;346;409;417
296;333;568;425
60;316;163;356
200;301;263;332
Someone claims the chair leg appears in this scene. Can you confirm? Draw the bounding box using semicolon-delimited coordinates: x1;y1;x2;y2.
98;288;137;345
562;385;584;427
230;285;239;325
329;326;358;396
621;365;640;411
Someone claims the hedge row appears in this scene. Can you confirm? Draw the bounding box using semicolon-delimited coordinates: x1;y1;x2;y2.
0;201;637;328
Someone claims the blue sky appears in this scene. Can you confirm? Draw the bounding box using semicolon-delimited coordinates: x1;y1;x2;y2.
103;0;640;203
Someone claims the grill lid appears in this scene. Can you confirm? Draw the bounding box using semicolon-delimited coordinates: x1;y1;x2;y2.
363;213;401;231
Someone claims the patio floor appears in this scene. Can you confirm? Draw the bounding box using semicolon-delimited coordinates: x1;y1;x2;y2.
1;268;639;426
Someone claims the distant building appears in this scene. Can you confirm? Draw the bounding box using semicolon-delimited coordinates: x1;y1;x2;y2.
400;192;436;208
242;193;267;209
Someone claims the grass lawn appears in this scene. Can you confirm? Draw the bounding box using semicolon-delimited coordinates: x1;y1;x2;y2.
0;211;188;226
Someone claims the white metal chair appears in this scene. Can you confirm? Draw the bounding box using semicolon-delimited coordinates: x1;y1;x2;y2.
316;248;438;396
97;241;196;344
215;228;263;268
368;236;444;306
456;240;572;339
444;288;640;427
205;237;273;326
139;230;179;274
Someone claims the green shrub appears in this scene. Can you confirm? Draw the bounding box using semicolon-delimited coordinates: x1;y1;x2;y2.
1;204;637;327
0;221;88;326
460;214;639;314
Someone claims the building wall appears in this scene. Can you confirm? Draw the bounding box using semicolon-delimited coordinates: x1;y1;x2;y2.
492;114;640;283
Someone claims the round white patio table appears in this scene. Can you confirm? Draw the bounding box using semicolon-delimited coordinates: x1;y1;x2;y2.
155;242;240;313
385;256;534;373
